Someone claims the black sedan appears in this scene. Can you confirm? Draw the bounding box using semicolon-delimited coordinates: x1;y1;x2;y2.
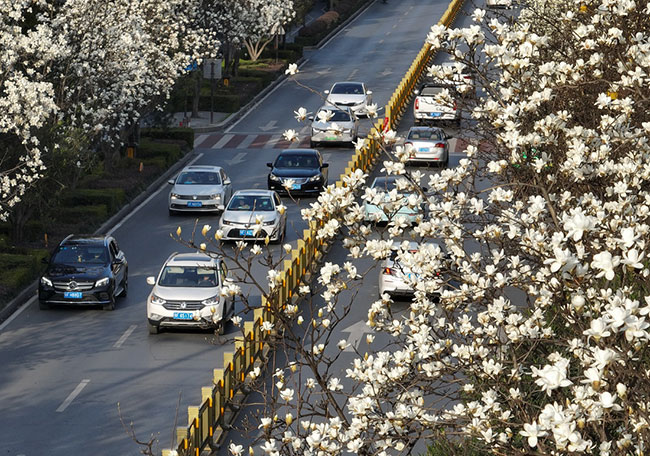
38;234;128;311
267;149;329;195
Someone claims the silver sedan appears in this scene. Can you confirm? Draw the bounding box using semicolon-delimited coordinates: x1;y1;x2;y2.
168;165;233;215
324;81;372;117
310;105;359;148
218;190;286;243
403;126;451;166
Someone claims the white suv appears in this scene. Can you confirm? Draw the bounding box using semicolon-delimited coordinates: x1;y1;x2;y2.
146;252;234;334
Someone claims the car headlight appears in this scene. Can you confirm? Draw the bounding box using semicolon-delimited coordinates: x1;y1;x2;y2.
222;219;234;226
150;294;166;305
269;174;281;181
170;193;180;200
210;194;222;202
41;276;53;287
201;295;220;306
95;277;110;288
263;219;276;226
308;174;322;182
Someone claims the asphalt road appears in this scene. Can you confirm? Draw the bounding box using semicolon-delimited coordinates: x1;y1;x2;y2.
0;1;467;455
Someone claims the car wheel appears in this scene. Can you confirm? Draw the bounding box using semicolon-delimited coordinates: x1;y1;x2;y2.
168;209;177;216
120;272;128;297
148;322;160;334
103;293;116;311
38;300;49;310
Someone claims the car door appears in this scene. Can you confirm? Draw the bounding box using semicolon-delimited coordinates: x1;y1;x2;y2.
109;239;125;286
220;169;232;204
273;192;285;228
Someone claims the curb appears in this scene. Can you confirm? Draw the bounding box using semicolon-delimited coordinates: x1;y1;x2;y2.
0;149;199;326
190;0;373;134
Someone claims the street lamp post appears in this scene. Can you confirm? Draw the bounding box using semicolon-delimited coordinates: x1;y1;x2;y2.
210;60;215;124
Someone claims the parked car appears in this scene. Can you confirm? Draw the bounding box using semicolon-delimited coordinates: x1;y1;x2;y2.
324;81;373;117
378;241;446;298
38;234;128;311
218;190;287;243
146;252;234;334
363;175;425;224
403;126;451;166
267;149;329;195
168;165;233;215
310;105;359;148
413;83;461;125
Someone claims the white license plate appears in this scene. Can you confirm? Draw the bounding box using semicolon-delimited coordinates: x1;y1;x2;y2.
64;291;83;299
240;229;254;236
173;312;194;320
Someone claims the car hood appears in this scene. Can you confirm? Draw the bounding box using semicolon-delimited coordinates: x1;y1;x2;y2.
46;263;109;280
271;168;320;178
152;285;220;301
221;210;277;224
327;93;366;104
171;184;223;195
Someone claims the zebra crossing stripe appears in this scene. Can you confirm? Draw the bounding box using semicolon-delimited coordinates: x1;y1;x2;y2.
212;134;234;149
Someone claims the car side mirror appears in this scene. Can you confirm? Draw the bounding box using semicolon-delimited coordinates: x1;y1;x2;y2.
366;90;373;95
113;257;124;265
324;90;330;94
224;178;231;185
266;162;273;168
321;163;329;168
168;179;175;185
41;257;49;265
146;276;156;286
224;277;234;285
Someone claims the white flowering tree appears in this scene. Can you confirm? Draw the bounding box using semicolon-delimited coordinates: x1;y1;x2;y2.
211;0;650;454
238;0;295;62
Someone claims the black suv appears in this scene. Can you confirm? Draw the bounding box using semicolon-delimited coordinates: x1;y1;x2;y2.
267;149;329;195
38;235;128;311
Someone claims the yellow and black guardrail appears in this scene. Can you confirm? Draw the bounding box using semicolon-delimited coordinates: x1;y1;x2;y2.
163;0;464;454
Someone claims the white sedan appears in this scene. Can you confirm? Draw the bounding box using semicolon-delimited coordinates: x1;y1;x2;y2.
324;81;373;117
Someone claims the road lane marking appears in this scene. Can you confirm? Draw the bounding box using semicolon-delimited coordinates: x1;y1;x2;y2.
392;24;397;29
0;295;36;332
212;134;234;149
107;153;204;236
113;325;137;348
348;69;359;79
237;135;256;149
56;379;90;412
193;134;208;148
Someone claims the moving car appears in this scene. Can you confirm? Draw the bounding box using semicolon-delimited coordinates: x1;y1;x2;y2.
413;83;461;125
310;105;359;148
362;175;425;224
378;241;446;298
403;126;451;166
486;0;512;7
146;252;234;334
218;190;287;242
267;149;329;195
324;81;373;117
168;165;233;215
38;234;128;311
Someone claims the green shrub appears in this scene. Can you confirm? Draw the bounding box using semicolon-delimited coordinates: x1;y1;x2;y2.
140;128;194;150
0;250;48;290
55;204;108;223
237;68;277;85
298;11;340;38
259;48;299;62
140;156;168;170
24;220;46;242
137;138;182;166
284;42;304;58
199;94;240;112
334;0;365;16
60;188;126;213
1;267;34;290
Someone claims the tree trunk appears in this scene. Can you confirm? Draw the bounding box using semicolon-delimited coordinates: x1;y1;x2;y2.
10;202;33;244
233;47;241;77
192;70;201;118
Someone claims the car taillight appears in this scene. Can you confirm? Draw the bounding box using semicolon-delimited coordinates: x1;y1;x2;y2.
415;98;419;110
435;142;445;148
383;267;394;275
454;100;458;110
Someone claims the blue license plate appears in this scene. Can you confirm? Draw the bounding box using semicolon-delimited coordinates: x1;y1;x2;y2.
291;184;301;190
240;229;254;236
64;291;83;299
187;201;202;207
431;112;442;117
173;312;194;320
418;147;429;152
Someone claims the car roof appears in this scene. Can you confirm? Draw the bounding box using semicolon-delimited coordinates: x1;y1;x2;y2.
278;149;319;156
61;234;108;245
168;252;217;265
232;189;275;197
180;165;223;172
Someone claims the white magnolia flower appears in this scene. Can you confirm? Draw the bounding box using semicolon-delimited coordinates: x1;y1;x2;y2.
520;421;547;448
294;107;309;121
283;129;299;142
229;443;243;456
285;63;299;75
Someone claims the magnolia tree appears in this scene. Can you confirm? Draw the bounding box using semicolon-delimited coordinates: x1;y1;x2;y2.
0;0;63;220
239;0;295;61
187;0;650;454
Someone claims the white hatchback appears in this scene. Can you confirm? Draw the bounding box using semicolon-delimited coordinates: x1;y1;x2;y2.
146;252;234;334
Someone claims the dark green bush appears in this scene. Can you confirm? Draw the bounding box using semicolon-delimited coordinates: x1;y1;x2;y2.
60;188;126;213
140;156;168;170
199;94;240;112
55;205;108;223
0;249;48;290
24;220;46;242
140;128;194;150
237;68;276;85
334;0;365;16
298;11;340;37
284;42;304;58
138;138;183;166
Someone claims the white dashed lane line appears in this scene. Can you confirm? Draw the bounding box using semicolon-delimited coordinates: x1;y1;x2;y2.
56;379;90;412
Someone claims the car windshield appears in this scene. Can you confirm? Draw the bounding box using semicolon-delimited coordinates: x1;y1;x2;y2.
52;245;108;265
319;110;351;122
176;171;221;185
408;129;443;140
158;265;218;287
420;86;446;96
275;154;319;168
331;83;363;95
371;177;409;192
227;195;274;211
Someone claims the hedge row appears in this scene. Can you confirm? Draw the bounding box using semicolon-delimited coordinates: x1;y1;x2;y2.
60;188;126;213
140;128;194;150
0;250;48;290
138;137;183;167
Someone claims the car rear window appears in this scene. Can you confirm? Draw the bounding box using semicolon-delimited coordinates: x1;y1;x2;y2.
227;195;274;211
318;110;351;122
408;130;442;140
176;171;221;185
420;86;446;96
